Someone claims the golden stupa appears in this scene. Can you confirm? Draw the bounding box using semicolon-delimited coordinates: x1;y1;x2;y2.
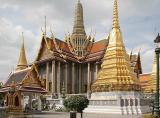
91;0;140;92
16;33;28;71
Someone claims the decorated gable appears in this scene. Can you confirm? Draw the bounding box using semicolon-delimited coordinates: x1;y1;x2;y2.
22;65;42;88
36;36;53;61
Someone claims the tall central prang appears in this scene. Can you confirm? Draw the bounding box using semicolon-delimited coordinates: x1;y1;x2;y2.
66;0;92;58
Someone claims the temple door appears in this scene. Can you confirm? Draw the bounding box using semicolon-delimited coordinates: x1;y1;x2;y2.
15;96;19;107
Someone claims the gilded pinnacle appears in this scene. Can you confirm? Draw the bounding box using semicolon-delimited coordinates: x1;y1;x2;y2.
91;0;140;92
112;0;119;29
16;33;28;71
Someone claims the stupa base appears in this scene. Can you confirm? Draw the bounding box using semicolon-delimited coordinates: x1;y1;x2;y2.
84;91;151;115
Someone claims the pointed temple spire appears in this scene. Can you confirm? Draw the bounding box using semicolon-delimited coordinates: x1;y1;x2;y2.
91;0;140;92
72;0;86;35
16;33;28;71
130;49;133;60
112;0;119;29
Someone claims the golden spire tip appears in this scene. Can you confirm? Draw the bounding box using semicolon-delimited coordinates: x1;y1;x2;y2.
16;32;28;71
112;0;119;29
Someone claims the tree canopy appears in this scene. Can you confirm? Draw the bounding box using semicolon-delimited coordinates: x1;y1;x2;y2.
63;95;89;112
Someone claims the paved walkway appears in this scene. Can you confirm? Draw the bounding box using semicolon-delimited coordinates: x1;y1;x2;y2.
24;112;141;118
2;111;142;118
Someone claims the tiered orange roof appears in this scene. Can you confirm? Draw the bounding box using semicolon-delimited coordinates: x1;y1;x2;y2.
85;39;108;62
35;34;110;63
34;34;143;71
139;73;152;93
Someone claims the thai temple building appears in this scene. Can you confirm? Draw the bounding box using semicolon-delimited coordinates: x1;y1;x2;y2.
34;0;141;98
0;0;155;113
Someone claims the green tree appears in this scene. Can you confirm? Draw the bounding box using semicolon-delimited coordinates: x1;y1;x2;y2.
63;95;89;118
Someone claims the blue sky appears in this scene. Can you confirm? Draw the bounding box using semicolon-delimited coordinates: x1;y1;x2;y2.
0;0;159;82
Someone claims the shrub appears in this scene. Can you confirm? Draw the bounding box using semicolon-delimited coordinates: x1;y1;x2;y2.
63;95;89;113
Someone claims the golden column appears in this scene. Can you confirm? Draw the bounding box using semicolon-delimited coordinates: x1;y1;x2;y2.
91;0;140;92
65;63;68;93
57;61;61;95
72;63;75;94
52;60;56;93
79;65;82;93
95;63;98;80
87;63;91;97
46;62;49;92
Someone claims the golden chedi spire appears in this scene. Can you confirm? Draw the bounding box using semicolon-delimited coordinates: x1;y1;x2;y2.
91;0;140;92
16;33;28;71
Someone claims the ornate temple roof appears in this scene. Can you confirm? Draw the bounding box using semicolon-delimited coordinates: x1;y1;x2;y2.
19;86;47;93
90;39;108;54
139;73;152;93
34;32;142;71
2;65;47;94
5;68;30;86
35;33;109;63
85;39;108;62
139;74;151;84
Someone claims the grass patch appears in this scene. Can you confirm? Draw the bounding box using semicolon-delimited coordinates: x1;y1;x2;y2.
142;115;159;118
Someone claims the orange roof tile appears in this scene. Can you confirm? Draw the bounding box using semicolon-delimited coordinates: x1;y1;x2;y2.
55;39;71;53
90;39;108;53
139;73;151;83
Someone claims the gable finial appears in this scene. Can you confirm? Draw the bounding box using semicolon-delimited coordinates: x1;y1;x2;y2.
44;16;47;35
